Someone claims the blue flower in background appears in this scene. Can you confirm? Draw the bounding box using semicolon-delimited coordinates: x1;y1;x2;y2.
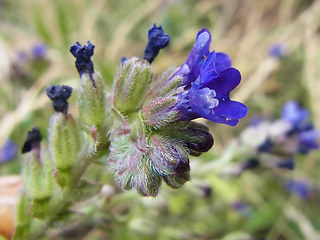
32;43;48;59
285;180;310;199
298;129;319;154
0;139;17;163
281;101;309;127
175;29;248;126
281;101;319;154
268;43;287;58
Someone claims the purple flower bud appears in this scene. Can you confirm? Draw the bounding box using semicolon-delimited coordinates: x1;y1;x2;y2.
22;127;42;153
276;159;294;170
155;121;214;156
242;158;260;170
70;41;95;77
149;135;189;176
162;171;190;189
0;139;17;163
257;137;274;153
46;85;73;114
121;57;127;65
143;24;170;64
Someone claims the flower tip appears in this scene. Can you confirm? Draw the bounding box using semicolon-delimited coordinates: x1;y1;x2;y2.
143;23;170;63
46;85;73;113
70;41;95;76
22;127;42;153
196;29;211;42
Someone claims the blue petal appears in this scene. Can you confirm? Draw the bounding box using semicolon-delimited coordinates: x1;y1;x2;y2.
200;51;218;82
180;29;211;86
215;52;232;72
281;101;309;126
189;84;219;117
189;84;248;126
204;100;248;126
201;68;241;99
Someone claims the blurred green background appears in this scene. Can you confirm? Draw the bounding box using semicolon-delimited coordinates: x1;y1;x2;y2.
1;0;320;239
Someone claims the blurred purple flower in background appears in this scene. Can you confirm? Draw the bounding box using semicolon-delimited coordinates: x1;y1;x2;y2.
268;43;287;58
285;180;310;199
32;43;48;59
174;29;248;126
0;139;17;163
281;101;319;154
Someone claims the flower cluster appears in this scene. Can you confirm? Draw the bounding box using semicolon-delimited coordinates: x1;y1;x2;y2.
240;101;319;171
173;29;248;126
109;25;247;196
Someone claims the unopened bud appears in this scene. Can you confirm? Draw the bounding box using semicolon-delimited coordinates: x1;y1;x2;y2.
156;121;214;156
113;57;152;114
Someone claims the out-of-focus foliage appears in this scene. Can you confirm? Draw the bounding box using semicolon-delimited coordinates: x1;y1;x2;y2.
0;0;320;239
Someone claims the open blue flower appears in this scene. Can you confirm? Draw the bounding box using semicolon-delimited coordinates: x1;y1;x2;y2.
281;101;309;127
175;29;248;126
281;101;319;153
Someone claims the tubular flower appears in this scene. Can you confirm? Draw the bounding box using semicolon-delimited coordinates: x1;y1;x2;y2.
174;29;248;126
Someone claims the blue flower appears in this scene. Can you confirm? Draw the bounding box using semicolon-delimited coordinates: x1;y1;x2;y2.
0;140;17;163
32;43;47;59
281;101;309;127
143;24;170;63
298;129;319;154
285;180;310;199
70;41;95;77
281;101;319;153
22;127;42;153
268;43;287;58
175;29;248;126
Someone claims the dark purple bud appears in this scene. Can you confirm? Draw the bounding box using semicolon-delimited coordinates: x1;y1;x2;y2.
70;41;95;77
46;85;72;114
201;185;212;198
22;127;42;153
156;121;214;156
143;24;170;63
242;158;260;170
277;159;294;170
257;137;274;153
121;57;127;65
0;139;17;163
162;172;190;189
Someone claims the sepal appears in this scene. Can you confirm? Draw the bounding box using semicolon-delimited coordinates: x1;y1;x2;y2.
113;57;152;114
78;73;105;127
